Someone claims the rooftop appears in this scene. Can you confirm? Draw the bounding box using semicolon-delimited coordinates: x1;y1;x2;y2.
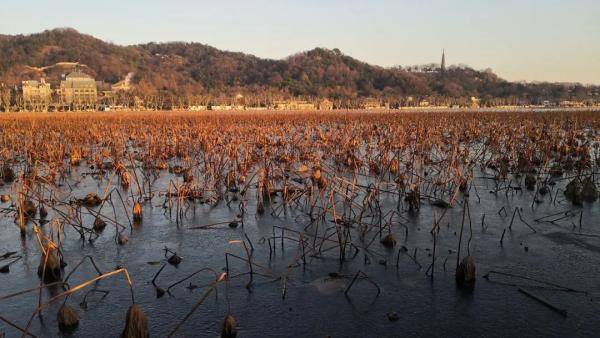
66;71;93;79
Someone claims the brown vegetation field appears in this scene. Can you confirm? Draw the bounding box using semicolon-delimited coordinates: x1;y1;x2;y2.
1;110;599;337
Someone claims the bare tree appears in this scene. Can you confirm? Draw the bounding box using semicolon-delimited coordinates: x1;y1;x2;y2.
0;85;11;112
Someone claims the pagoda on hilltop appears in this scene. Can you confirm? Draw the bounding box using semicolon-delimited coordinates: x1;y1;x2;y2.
441;49;446;73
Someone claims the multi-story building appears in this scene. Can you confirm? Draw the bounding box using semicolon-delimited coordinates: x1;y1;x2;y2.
58;71;97;108
22;78;51;111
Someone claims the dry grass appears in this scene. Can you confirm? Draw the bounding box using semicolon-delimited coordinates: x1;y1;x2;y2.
0;109;598;335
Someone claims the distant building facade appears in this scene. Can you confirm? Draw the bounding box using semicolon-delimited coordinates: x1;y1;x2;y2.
559;100;585;108
363;98;385;110
274;100;316;110
58;71;97;108
318;99;334;110
22;79;52;111
210;105;234;111
189;105;208;111
111;80;132;92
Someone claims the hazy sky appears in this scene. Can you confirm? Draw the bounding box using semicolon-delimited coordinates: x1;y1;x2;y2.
2;0;599;84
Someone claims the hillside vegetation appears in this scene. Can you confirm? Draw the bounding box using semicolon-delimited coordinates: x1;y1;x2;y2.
0;28;597;105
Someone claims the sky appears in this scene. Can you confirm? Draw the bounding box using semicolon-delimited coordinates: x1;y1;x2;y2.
2;0;599;84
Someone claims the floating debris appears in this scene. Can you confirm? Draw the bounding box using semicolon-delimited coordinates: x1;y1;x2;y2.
456;256;476;285
564;178;583;204
133;202;143;222
581;177;598;202
121;171;131;188
155;287;166;298
380;233;397;248
524;174;536;190
20;200;37;219
221;314;238;338
431;199;451;208
118;233;129;245
94;217;107;232
121;304;149;338
39;205;48;218
37;246;62;283
387;312;400;322
79;193;103;207
168;253;182;266
57;304;80;332
2;165;15;182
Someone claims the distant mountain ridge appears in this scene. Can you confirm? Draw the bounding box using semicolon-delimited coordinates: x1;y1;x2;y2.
0;28;597;104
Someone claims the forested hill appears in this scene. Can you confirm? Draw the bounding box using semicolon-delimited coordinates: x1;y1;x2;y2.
0;28;596;103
